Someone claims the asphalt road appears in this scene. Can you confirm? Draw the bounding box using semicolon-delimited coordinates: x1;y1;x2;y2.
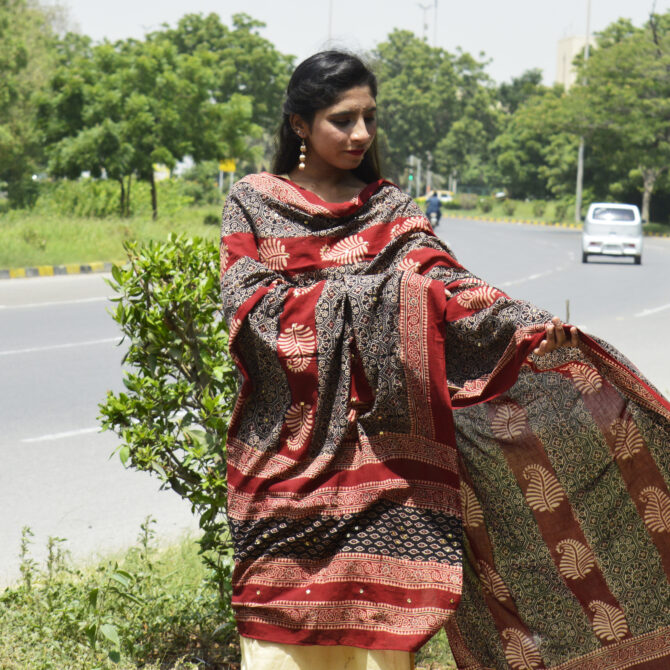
437;217;670;396
0;274;197;586
0;219;668;584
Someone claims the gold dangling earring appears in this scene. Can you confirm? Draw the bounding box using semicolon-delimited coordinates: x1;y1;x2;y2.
298;138;307;171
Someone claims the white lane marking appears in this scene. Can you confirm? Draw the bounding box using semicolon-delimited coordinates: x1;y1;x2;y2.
499;265;567;288
0;296;113;310
496;252;576;289
635;303;670;318
0;337;121;356
22;427;100;443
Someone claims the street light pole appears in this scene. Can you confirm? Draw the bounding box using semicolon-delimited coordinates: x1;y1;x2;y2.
433;0;438;47
574;0;592;223
417;3;430;41
328;0;333;43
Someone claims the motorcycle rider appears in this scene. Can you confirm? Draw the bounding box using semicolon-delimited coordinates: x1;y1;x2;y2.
425;191;441;227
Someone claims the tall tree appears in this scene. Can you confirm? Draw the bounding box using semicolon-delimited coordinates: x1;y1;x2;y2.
570;12;670;221
372;32;499;189
432;53;503;190
155;13;293;132
37;36;262;218
498;68;544;115
0;0;60;206
492;87;575;200
372;31;460;183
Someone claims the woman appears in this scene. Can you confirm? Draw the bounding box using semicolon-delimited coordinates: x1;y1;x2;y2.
220;51;670;669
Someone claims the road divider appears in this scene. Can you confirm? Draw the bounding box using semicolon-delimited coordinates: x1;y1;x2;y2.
446;214;670;237
0;261;124;280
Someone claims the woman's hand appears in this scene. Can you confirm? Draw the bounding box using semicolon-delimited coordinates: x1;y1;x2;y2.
533;316;579;356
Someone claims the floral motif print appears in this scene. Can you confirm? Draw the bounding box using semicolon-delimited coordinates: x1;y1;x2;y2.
390;216;432;239
461;482;484;529
320;234;369;265
589;600;630;642
491;404;526;440
397;257;421;273
566;362;604;395
640;486;670;533
285;403;314;451
611;416;644;460
556;539;597;580
259;238;290;270
277;324;317;373
522;464;565;513
456;286;502;310
502;628;543;669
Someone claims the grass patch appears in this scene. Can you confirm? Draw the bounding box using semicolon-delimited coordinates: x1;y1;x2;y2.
0;520;461;669
0;521;239;669
0;206;221;270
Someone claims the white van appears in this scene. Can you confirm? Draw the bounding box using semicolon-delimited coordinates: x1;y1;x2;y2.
582;203;643;264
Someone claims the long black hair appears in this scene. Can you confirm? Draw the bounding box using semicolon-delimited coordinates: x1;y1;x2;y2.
272;50;382;182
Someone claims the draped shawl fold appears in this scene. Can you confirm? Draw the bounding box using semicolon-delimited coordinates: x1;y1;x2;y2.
220;173;670;667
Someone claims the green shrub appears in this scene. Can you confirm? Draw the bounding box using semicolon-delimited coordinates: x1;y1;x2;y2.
179;179;222;206
179;160;224;206
32;178;197;218
532;200;546;218
99;235;238;614
478;197;494;213
34;179;122;217
203;212;220;226
553;201;569;222
442;199;462;210
0;523;240;668
502;200;517;216
458;193;478;210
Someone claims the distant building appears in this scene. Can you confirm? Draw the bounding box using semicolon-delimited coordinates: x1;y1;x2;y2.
556;35;595;89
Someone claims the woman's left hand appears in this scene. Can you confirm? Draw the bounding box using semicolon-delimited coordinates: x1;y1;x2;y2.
533;316;579;356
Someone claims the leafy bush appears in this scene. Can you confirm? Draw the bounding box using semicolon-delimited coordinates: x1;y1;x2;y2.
179;161;223;206
502;200;517;216
32;179;197;218
33;179;122;218
99;235;238;616
553;201;569;222
0;523;240;668
478;197;494;213
532;200;546;218
442;199;462;210
203;213;220;226
458;193;478;210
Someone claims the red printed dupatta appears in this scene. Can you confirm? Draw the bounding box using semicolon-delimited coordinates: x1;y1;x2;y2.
220;172;670;666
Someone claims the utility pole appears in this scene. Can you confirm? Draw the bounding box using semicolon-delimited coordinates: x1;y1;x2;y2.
418;3;431;41
574;0;592;223
328;0;333;43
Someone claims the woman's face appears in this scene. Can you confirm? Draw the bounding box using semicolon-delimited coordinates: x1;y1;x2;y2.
295;85;377;174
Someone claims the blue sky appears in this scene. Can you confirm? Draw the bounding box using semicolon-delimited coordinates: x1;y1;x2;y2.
45;0;670;84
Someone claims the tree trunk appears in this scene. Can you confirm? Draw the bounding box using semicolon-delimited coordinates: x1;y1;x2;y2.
150;170;157;220
118;178;125;216
126;175;132;217
641;168;658;224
